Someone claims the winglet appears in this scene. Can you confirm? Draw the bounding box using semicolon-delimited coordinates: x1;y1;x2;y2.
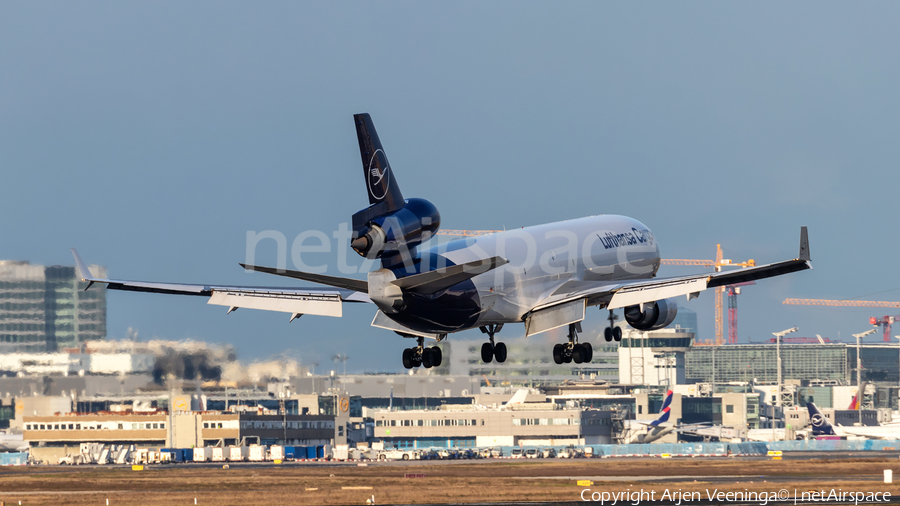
70;248;96;290
799;226;810;261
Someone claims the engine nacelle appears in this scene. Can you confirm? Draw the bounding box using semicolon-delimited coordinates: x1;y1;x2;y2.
351;198;441;259
624;298;678;331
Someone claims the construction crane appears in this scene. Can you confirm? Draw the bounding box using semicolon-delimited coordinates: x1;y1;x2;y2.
782;299;900;342
727;281;756;345
870;316;900;343
663;245;756;346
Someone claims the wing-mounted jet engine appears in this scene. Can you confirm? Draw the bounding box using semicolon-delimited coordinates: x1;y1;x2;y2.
602;298;678;342
624;298;678;331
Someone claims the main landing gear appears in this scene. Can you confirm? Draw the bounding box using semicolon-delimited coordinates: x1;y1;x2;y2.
552;322;593;365
402;336;443;369
603;309;622;342
479;324;507;363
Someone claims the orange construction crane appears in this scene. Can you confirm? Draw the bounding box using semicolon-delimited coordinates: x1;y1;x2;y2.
782;298;900;342
662;245;756;346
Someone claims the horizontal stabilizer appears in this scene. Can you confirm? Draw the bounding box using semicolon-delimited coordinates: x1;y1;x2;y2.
240;264;368;293
391;256;508;295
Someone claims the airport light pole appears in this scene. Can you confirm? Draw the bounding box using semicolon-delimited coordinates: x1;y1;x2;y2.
893;335;900;413
771;327;798;441
853;328;877;425
771;327;798;407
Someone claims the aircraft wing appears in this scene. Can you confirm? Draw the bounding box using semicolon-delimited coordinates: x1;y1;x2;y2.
71;249;371;318
527;227;810;330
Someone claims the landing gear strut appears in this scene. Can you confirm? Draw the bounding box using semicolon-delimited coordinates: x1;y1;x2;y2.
479;324;506;363
401;336;443;369
603;309;623;342
553;322;593;365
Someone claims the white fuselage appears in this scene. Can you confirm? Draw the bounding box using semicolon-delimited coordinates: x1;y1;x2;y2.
392;214;660;333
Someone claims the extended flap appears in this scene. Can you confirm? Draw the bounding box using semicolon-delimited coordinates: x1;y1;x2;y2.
608;278;708;309
525;298;586;337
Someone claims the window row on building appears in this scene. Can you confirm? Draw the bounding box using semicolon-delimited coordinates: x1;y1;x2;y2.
512;417;583;426
376;418;482;427
233;420;333;430
26;421;166;431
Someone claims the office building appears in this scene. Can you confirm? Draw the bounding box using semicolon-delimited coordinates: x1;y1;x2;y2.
0;261;106;352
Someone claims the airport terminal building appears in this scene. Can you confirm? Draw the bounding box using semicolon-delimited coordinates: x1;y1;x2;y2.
371;405;614;448
23;411;343;461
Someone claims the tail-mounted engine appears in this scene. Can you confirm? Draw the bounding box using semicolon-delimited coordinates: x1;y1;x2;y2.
624;298;678;331
350;113;441;261
351;198;441;259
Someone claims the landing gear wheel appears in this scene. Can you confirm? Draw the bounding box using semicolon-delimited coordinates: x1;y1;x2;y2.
552;344;564;364
563;349;573;363
430;346;442;367
494;342;507;363
481;342;494;363
582;342;593;362
604;328;613;342
402;348;414;369
412;352;423;368
613;327;622;341
422;348;434;368
573;344;585;364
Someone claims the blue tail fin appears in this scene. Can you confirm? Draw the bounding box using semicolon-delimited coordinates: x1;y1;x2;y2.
650;390;674;426
807;402;835;435
354;113;405;212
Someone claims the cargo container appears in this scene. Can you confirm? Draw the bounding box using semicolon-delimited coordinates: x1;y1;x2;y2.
211;447;225;462
307;446;317;459
268;445;284;461
183;448;194;462
332;444;349;461
227;446;248;462
248;445;265;462
316;445;326;459
193;447;212;462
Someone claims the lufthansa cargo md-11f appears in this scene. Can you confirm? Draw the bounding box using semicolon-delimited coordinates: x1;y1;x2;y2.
72;114;811;369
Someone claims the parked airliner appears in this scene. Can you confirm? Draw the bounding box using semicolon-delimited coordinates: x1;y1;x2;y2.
808;403;900;439
72;114;811;369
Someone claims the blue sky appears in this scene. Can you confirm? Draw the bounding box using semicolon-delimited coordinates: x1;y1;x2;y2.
2;2;899;371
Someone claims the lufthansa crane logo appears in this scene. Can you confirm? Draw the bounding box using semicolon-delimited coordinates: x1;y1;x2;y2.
367;149;390;201
811;413;825;427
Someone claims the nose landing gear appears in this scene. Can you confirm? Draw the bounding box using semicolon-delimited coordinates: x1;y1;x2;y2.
401;336;444;369
552;322;593;365
479;324;506;363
